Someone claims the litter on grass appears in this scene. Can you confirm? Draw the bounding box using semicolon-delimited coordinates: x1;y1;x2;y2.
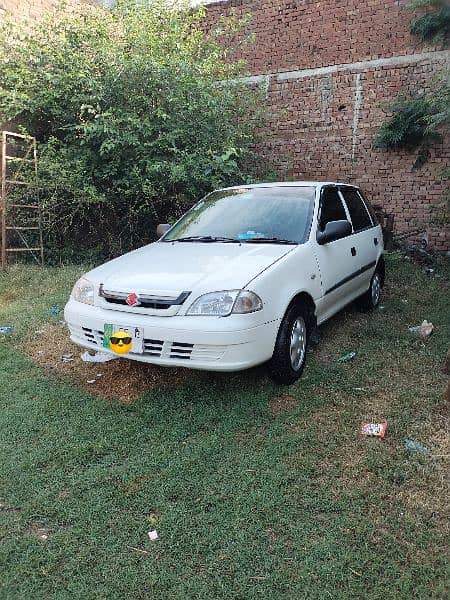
81;350;117;363
0;326;14;335
337;351;356;362
49;306;61;316
28;525;50;541
360;421;387;438
408;320;434;338
61;353;74;363
404;438;429;454
148;530;158;541
86;379;97;384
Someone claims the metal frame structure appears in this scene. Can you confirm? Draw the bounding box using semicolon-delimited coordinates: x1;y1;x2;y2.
0;131;44;270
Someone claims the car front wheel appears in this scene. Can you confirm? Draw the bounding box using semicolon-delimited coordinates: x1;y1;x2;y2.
267;301;310;385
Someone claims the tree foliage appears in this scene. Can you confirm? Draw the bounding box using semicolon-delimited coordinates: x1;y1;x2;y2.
0;0;265;260
374;82;449;154
408;0;450;43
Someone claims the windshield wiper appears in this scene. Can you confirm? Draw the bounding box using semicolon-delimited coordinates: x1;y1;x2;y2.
173;236;239;243
241;237;298;245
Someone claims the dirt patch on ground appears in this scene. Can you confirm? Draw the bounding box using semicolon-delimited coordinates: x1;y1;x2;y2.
270;395;299;416
23;324;193;402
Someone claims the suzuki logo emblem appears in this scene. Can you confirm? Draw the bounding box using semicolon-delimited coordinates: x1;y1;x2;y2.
126;292;141;307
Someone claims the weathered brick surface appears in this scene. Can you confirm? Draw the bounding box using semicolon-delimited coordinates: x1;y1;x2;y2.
205;0;450;250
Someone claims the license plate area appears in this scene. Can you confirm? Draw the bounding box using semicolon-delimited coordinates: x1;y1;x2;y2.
103;323;144;354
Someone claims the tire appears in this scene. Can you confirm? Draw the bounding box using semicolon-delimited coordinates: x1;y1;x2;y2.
267;301;311;385
358;269;382;311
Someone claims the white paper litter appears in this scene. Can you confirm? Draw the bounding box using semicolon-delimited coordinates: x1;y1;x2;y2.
148;530;158;541
408;320;434;338
81;351;117;363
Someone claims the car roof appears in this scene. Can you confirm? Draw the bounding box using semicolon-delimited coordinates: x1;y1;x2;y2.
218;181;358;191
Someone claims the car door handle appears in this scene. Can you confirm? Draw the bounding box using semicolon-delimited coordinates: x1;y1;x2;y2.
351;247;357;257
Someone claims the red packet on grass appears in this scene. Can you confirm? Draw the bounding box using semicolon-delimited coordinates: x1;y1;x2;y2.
360;421;387;438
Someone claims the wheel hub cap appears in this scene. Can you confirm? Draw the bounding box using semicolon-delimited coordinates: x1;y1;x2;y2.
372;274;381;306
290;317;306;371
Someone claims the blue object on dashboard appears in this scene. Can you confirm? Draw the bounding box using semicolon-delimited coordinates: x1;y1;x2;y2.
237;231;265;240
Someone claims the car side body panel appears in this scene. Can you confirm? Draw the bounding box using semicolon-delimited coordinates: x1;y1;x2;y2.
245;243;323;325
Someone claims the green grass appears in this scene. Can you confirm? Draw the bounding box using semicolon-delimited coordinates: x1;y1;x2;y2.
0;255;449;599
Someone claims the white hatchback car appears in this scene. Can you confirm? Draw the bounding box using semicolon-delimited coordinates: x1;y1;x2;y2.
65;182;384;384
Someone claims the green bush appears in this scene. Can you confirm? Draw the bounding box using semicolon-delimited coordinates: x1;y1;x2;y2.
408;0;450;43
0;0;266;261
374;96;438;152
374;81;449;155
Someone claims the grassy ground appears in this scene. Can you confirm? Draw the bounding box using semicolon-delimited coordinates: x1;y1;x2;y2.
0;254;448;599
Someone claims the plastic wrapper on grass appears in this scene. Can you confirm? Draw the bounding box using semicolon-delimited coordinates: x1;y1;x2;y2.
360;421;387;438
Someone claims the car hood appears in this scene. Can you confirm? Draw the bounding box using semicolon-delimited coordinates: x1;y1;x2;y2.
86;241;294;295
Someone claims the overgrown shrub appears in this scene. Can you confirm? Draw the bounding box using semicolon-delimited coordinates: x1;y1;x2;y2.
408;0;450;43
374;81;449;164
0;0;266;261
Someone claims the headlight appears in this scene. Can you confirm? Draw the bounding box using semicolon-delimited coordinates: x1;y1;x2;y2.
71;277;95;305
186;290;262;316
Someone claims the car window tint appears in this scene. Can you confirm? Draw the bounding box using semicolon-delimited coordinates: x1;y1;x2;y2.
358;190;379;224
164;186;316;244
319;188;347;231
341;188;372;231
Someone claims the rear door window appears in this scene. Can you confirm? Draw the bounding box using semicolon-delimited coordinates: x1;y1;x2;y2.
318;187;348;231
341;188;373;232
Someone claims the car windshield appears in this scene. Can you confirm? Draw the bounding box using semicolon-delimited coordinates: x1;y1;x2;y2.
162;186;316;244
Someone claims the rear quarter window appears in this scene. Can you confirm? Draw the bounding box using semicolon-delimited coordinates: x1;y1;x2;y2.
341;188;373;232
357;189;379;225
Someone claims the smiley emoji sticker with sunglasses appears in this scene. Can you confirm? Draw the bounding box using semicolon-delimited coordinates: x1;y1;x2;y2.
109;330;133;354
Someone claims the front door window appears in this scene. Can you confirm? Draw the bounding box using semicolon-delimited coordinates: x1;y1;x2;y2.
318;187;348;232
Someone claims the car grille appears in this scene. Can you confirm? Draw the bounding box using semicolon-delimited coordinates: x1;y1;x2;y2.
78;327;226;362
99;285;191;310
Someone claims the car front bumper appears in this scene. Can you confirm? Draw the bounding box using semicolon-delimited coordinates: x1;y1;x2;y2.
64;298;281;372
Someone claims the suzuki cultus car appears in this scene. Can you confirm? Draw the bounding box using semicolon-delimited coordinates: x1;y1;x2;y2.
65;182;384;384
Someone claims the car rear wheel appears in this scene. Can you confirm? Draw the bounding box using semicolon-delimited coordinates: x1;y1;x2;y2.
358;269;382;310
268;301;310;385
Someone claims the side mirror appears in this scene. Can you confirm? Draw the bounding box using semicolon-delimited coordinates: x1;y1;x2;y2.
317;220;352;245
156;223;171;238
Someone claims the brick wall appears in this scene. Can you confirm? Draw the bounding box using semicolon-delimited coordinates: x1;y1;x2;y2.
204;0;450;250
